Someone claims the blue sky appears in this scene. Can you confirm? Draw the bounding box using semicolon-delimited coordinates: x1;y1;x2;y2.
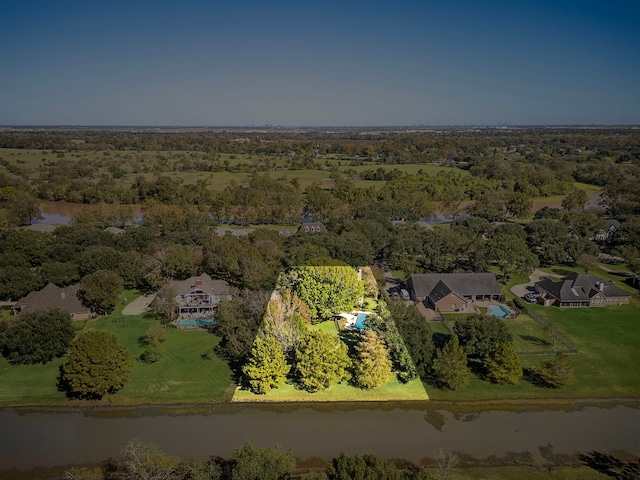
1;1;639;126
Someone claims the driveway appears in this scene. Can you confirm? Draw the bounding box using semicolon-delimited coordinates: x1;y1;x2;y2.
510;269;562;298
122;294;156;316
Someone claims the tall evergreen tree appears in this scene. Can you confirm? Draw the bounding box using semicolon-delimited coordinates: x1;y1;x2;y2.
537;353;576;388
432;335;470;391
294;330;350;392
352;330;393;390
485;342;523;385
242;336;290;394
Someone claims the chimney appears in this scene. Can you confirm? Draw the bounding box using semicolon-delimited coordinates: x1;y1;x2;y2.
195;279;203;287
598;282;604;292
60;291;65;299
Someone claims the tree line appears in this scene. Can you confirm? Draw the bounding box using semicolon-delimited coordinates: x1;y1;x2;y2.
63;437;639;480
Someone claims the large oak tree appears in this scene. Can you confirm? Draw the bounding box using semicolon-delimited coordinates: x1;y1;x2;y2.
61;330;133;399
1;307;74;364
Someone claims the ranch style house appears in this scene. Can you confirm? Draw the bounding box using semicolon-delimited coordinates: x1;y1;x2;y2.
406;273;501;313
12;283;93;320
534;272;630;307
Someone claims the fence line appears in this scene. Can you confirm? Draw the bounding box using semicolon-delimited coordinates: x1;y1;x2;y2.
522;307;579;354
441;317;454;334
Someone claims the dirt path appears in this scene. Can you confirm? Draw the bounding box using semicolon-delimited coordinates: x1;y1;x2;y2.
122;294;156;316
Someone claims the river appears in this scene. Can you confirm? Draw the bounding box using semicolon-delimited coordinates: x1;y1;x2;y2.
0;404;637;470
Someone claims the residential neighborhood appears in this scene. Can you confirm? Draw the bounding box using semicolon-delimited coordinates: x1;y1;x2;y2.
0;128;638;479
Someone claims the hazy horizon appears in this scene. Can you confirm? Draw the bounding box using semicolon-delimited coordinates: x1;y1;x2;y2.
2;1;639;126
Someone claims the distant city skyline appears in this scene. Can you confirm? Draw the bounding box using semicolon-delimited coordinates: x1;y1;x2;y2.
1;1;639;126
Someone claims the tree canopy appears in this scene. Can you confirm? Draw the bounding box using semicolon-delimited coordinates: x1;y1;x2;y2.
262;289;310;358
387;299;434;382
1;307;74;364
536;352;576;388
325;453;404;480
294;330;351;392
454;314;513;359
61;330;133;399
484;342;523;385
215;293;267;363
242;336;290;394
368;299;417;383
231;442;296;480
352;330;393;390
432;335;470;391
283;266;364;322
79;269;123;314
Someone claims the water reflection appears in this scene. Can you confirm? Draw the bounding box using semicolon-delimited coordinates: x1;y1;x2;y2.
32;201;143;225
0;405;637;469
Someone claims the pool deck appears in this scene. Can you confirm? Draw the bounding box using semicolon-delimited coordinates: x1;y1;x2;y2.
415;300;515;321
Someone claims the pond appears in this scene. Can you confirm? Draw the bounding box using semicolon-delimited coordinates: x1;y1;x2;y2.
33;201;143;225
0;404;637;470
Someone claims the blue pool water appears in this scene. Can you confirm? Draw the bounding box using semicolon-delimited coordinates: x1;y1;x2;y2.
488;305;510;319
355;313;368;329
178;318;217;328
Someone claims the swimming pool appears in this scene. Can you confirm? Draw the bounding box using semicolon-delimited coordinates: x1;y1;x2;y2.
177;318;217;328
355;313;368;329
487;305;510;319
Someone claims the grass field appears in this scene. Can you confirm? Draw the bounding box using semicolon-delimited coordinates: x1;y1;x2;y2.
232;377;429;402
526;301;640;398
91;315;235;404
0;291;235;406
0;147;466;190
429;299;640;401
347;163;469;177
507;314;559;353
450;466;608;480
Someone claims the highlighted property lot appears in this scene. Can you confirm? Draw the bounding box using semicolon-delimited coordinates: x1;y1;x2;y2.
232;266;431;402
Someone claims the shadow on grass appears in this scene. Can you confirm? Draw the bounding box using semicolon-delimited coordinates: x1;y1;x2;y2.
522;367;564;389
579;451;640;479
519;334;551;346
338;330;361;357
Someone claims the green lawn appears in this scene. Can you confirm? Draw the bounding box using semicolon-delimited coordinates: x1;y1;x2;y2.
0;292;235;406
428;321;452;336
526;302;640;398
232;377;429;402
507;314;558;353
429;300;640;401
452;466;608;480
92;315;234;404
0;357;69;405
